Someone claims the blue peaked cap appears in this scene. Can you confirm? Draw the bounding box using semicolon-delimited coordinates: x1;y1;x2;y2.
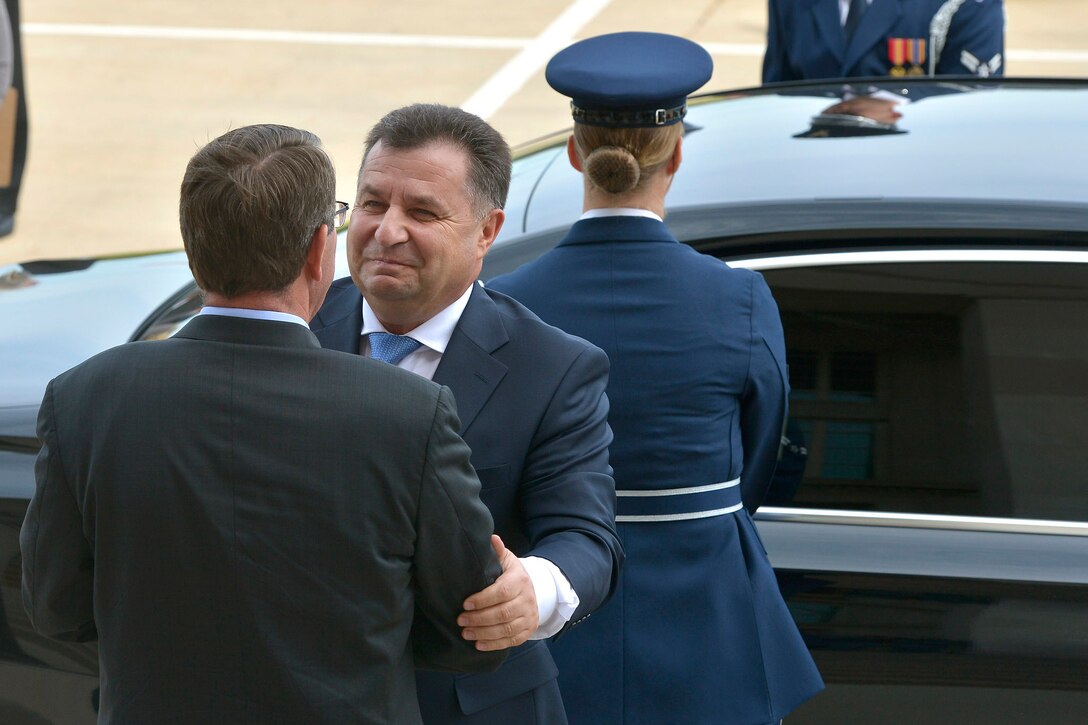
546;32;713;128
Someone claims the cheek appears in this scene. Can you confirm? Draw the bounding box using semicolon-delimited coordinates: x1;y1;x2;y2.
346;226;369;269
411;232;444;265
347;215;373;246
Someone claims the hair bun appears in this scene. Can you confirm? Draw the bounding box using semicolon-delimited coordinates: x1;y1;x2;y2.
584;145;640;194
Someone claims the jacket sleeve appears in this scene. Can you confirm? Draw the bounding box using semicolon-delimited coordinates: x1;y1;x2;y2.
762;0;796;83
20;379;97;642
937;0;1005;76
516;343;622;634
739;272;790;513
410;386;507;673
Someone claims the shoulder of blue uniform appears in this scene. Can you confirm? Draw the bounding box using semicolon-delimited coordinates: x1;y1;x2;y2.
675;241;764;279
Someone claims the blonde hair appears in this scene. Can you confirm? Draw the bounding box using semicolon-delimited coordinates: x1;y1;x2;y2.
572;123;683;194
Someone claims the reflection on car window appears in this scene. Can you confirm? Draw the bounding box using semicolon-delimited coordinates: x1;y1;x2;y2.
132;283;203;342
764;261;1088;523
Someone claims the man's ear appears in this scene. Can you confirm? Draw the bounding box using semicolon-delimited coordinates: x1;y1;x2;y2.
566;135;583;172
305;224;330;283
666;135;683;175
477;208;505;259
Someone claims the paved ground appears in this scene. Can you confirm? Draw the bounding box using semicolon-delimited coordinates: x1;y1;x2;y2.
1;0;1086;265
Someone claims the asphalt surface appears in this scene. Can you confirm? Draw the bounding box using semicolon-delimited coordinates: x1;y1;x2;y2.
1;0;1085;265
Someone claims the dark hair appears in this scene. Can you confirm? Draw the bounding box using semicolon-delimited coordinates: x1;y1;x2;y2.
180;124;335;297
362;104;511;215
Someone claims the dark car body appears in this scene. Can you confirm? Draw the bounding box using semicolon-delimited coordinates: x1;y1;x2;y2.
2;78;1088;723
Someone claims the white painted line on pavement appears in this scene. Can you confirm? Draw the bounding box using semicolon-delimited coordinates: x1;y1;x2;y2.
461;0;614;119
701;42;1088;64
701;42;767;56
21;23;525;50
23;22;1088;65
1007;48;1088;63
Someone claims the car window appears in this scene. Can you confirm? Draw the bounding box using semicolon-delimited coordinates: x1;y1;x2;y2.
129;231;354;343
500;143;566;240
749;254;1088;524
131;282;204;342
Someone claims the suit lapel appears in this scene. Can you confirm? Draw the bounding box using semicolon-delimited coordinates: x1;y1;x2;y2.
433;284;509;435
313;281;509;433
843;0;902;75
310;282;364;354
811;0;846;65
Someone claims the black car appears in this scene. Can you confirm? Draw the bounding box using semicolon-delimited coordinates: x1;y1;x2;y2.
3;77;1088;723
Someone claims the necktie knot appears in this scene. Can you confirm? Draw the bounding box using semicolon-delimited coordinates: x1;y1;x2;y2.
368;332;422;365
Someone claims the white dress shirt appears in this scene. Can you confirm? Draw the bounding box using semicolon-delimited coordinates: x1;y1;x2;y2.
199;306;310;327
360;283;580;639
839;0;874;26
580;207;663;223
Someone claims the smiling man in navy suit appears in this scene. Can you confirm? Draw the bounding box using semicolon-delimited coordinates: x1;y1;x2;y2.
763;0;1005;82
311;103;622;725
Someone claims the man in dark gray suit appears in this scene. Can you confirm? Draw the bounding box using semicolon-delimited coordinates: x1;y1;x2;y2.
20;123;505;724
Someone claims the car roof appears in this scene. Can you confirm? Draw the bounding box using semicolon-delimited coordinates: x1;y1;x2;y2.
497;78;1088;248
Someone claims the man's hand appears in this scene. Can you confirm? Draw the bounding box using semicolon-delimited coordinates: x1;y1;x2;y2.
458;535;539;651
824;96;903;125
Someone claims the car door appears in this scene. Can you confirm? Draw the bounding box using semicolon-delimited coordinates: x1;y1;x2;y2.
739;249;1088;723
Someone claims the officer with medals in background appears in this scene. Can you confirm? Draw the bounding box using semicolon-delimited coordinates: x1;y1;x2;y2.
763;0;1005;83
488;32;824;725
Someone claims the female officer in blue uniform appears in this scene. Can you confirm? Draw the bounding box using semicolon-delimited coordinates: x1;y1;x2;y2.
487;32;823;725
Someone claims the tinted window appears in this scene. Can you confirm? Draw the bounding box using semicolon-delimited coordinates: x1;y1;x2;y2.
762;260;1088;523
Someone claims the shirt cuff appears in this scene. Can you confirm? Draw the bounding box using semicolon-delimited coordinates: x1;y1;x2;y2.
520;556;580;640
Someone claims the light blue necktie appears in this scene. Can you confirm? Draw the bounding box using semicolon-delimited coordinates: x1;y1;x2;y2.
368;332;422;365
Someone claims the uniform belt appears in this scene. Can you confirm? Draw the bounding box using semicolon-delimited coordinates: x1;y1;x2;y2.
615;478;742;523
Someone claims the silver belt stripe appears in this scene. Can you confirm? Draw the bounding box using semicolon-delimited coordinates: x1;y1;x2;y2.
615;478;740;498
615;478;741;522
616;502;744;523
